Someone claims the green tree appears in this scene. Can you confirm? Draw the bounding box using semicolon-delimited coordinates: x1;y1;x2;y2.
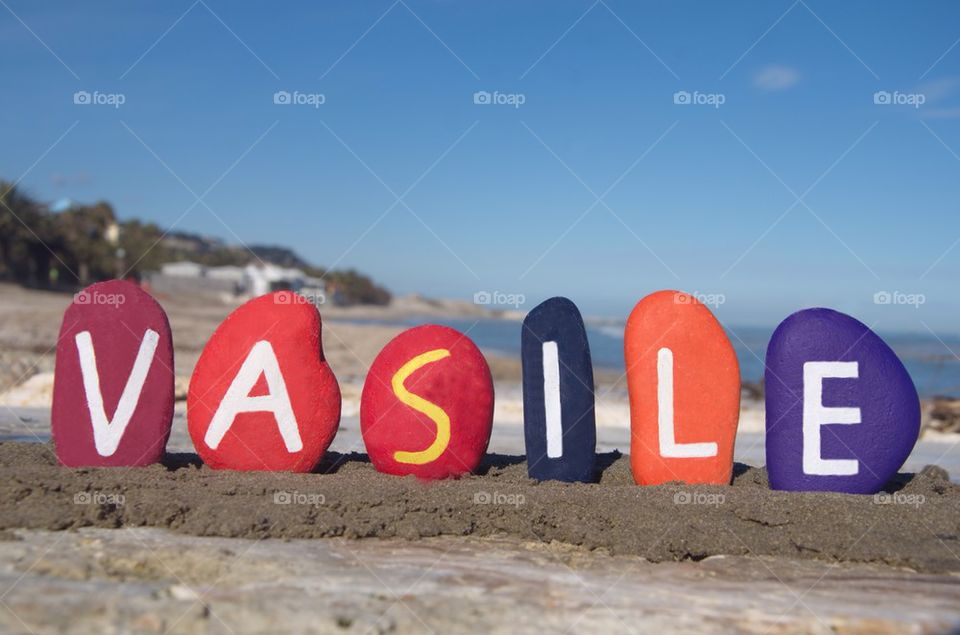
59;202;117;284
0;182;43;281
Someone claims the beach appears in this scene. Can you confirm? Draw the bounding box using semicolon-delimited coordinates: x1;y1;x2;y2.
1;283;959;633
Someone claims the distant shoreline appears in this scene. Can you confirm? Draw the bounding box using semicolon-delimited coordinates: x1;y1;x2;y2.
330;308;960;400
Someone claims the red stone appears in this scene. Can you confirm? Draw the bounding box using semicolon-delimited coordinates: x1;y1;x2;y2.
187;292;340;472
360;325;494;479
624;290;741;485
52;280;174;467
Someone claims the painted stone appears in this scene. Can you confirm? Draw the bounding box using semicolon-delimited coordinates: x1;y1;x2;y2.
360;324;494;479
765;308;920;494
624;290;740;485
521;297;596;482
52;280;174;467
187;292;340;472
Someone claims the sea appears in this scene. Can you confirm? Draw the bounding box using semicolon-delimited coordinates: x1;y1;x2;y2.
341;316;960;399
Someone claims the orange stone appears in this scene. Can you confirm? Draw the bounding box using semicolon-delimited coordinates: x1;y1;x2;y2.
624;290;740;485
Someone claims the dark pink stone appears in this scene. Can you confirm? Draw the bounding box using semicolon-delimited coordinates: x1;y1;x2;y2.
52;280;174;467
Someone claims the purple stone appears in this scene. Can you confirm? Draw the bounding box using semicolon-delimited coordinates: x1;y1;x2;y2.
765;308;919;494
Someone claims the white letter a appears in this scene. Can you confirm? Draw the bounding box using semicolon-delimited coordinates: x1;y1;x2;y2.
204;341;302;452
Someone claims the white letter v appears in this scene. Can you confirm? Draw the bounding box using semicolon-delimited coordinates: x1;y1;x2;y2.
76;329;160;457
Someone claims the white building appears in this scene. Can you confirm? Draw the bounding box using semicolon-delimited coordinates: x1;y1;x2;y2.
153;260;325;302
160;261;206;278
243;263;325;299
206;265;246;283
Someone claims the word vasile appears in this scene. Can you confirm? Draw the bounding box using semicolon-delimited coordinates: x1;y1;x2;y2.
53;282;920;494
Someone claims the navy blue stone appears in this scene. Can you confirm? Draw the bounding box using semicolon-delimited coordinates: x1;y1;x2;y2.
765;308;920;494
522;297;596;482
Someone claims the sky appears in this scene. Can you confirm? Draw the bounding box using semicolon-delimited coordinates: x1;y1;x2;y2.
2;0;960;335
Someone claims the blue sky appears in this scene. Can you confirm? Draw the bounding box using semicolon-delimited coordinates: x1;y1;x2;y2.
3;0;960;334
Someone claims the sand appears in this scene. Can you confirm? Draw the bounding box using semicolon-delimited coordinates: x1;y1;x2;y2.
2;441;958;574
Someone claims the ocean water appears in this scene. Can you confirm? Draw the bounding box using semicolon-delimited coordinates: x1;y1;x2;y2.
341;317;960;399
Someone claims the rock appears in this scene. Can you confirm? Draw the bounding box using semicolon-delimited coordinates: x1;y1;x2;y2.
920;464;949;482
926;397;960;434
742;380;764;401
174;376;190;402
187;292;340;472
360;324;493;479
52;280;174;467
0;372;54;407
7;528;960;635
765;308;920;494
521;297;596;482
624;290;740;485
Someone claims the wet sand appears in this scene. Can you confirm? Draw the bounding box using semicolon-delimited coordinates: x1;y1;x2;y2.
1;441;958;574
